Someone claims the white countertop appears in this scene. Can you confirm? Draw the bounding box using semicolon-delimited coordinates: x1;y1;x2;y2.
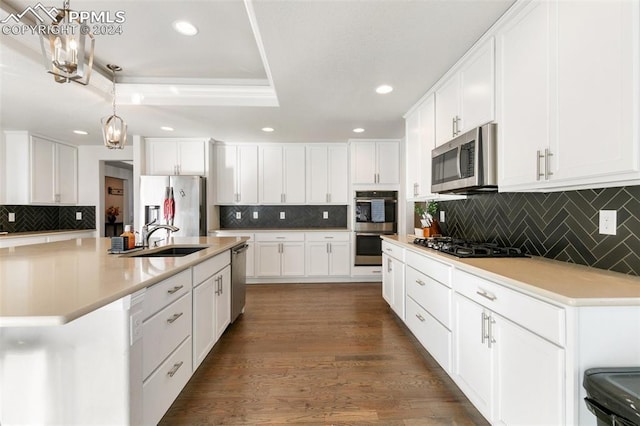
0;236;248;327
383;235;640;307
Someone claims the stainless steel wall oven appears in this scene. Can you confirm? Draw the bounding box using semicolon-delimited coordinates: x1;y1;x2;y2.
353;190;397;266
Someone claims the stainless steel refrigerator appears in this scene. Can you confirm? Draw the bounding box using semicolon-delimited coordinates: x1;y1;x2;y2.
139;175;206;237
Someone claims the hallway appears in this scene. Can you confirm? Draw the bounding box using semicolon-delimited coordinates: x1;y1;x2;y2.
160;283;488;425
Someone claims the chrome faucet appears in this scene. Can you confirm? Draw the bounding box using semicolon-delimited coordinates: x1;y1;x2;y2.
142;221;180;247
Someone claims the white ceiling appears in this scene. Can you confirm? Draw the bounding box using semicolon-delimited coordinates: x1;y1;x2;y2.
0;0;515;146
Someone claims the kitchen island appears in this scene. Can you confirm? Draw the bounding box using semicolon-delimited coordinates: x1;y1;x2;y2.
0;236;247;425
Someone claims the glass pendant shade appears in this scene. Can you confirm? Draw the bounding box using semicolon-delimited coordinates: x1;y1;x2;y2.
102;64;127;149
39;1;94;85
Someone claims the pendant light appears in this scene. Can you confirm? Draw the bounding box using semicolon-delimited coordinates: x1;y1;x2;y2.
39;0;95;85
101;64;127;149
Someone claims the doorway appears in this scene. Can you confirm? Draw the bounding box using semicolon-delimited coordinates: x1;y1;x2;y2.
104;161;133;237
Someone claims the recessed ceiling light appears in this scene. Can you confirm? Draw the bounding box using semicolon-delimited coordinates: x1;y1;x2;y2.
161;126;174;132
73;130;88;135
353;128;365;133
173;20;198;36
375;85;393;94
262;127;274;132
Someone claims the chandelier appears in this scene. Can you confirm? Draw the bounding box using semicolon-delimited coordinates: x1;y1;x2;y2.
101;64;127;149
39;0;95;85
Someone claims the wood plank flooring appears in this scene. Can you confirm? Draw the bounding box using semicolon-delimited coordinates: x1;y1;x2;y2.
159;283;488;425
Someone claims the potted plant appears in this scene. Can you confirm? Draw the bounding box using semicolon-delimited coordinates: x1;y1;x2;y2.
106;206;120;223
415;201;440;237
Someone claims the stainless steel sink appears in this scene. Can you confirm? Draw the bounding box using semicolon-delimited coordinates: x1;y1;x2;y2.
125;245;208;258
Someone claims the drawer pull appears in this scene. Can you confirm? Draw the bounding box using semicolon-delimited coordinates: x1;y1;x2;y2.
167;285;184;295
415;279;426;286
476;289;497;301
166;312;183;324
167;361;184;378
415;313;425;322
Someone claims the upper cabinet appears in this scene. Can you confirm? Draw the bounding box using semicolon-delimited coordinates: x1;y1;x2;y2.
214;144;258;205
146;138;207;176
259;145;306;204
405;95;435;199
4;131;77;205
435;38;495;147
497;0;640;191
351;140;400;186
306;144;348;204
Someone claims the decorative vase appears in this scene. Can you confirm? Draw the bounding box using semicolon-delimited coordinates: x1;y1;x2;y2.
107;215;116;224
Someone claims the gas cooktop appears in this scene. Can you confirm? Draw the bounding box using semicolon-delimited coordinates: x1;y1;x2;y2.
413;237;529;259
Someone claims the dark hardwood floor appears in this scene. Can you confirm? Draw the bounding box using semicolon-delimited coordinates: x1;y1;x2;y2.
159;283;488;425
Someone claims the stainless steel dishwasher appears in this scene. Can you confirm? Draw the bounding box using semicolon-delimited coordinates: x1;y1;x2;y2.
230;243;249;323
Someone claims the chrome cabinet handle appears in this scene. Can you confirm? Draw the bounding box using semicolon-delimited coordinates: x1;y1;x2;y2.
537;150;545;180
545;148;553;179
167;361;184;377
476;289;497;301
166;312;183;324
452;117;456;137
416;313;425;322
167;285;184;295
488;315;496;348
481;312;488;344
415;279;426;286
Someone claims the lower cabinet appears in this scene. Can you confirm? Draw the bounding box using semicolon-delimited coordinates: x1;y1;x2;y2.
305;232;350;276
255;232;305;277
381;241;405;320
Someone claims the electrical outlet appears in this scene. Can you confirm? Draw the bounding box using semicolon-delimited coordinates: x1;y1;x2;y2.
235;212;242;220
75;211;82;220
599;210;617;235
8;212;15;222
439;211;445;222
323;211;329;219
280;211;285;220
253;211;259;219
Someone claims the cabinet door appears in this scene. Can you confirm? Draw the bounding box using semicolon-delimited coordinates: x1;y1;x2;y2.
405;108;421;198
214;266;231;340
255;242;281;276
494;314;564;425
328;241;350;276
460;38;494;133
260;146;284;203
56;143;77;204
245;242;255;278
352;142;377;184
435;75;460;147
453;294;493;420
283;146;306;203
177;140;205;175
418;96;436;197
496;0;551;189
30;136;55;204
553;0;638;183
281;242;305;276
215;145;238;204
391;256;405;319
147;140;177;175
376;142;400;184
382;254;394;306
306;242;330;276
237;145;258;204
327;145;348;203
193;277;215;369
306;146;329;203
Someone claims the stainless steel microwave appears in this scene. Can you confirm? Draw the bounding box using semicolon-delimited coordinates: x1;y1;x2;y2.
431;123;497;194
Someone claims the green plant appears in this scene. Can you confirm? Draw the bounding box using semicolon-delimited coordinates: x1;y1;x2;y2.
426;200;438;217
414;204;426;217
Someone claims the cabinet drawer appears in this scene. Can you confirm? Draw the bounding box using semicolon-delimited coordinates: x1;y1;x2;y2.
213;231;254;242
405;250;452;287
406;296;452;373
305;232;350;242
143;269;192;319
454;269;565;346
406;266;452;329
254;232;305;242
143;336;192;426
382;241;405;262
143;292;192;379
193;251;230;284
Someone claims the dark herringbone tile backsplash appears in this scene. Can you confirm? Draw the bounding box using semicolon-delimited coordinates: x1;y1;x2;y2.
0;205;96;233
439;186;640;276
220;205;348;229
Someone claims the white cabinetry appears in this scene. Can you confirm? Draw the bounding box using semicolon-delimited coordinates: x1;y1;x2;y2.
214;144;258;204
350;140;400;185
452;269;564;425
405;95;435;199
259;145;306;204
255;232;305;277
381;240;405;320
306;144;348;203
141;269;193;426
305;232;350;277
435;38;495;147
212;231;255;277
3;131;77;205
497;0;640;191
146;138;207;176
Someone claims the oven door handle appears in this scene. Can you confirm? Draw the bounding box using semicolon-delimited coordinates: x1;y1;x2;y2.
355;232;395;236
